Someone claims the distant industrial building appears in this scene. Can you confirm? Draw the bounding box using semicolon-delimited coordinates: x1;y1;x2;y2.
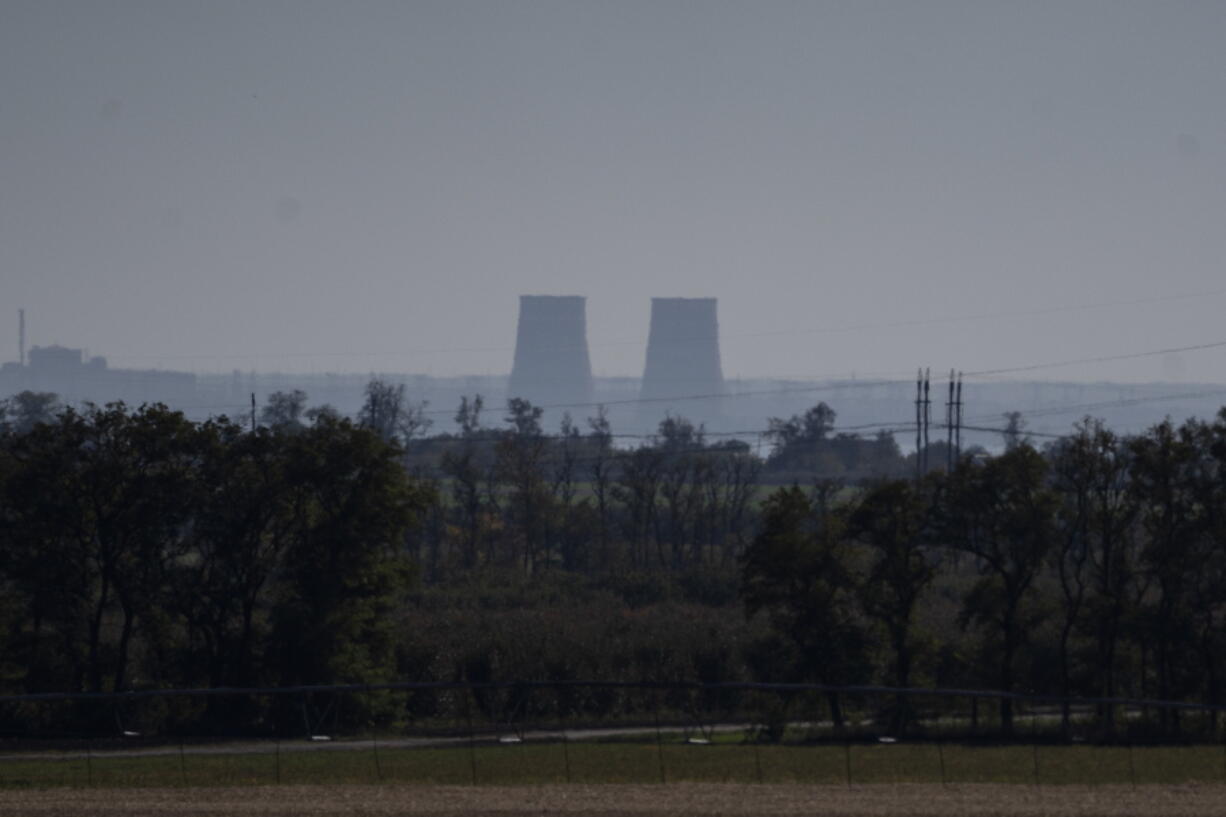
0;344;196;408
6;308;1226;451
640;297;724;412
508;295;593;410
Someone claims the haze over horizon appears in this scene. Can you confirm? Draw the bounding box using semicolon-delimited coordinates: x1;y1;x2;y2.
2;1;1225;384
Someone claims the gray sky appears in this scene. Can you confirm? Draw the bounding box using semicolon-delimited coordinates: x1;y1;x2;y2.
2;0;1224;382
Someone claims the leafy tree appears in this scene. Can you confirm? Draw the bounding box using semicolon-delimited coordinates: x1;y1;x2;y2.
270;416;428;690
849;478;936;733
261;390;308;431
1129;419;1203;724
1047;418;1138;733
0;408;93;690
1;403;198;692
1184;410;1226;718
762;402;903;479
766;403;836;452
305;404;341;425
504;397;543;438
657;414;704;452
175;418;296;689
940;445;1056;733
742;485;866;726
0;390;60;435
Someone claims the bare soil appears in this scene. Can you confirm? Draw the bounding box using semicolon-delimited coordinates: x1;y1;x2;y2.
2;783;1225;817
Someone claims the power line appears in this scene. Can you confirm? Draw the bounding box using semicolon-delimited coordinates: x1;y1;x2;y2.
960;387;1226;425
415;378;903;416
151;380;1226;437
98;288;1226;363
964;339;1226;379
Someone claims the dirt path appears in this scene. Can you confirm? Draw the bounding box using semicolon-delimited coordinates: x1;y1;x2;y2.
2;783;1226;816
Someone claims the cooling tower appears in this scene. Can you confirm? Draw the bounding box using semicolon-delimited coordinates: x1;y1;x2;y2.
508;295;593;408
640;297;724;404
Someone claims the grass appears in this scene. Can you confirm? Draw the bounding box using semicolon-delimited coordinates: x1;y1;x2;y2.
3;736;1226;790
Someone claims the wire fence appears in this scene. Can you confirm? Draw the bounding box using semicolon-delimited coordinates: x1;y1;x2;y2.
2;682;1226;788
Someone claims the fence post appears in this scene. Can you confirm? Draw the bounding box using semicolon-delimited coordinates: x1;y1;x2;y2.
937;741;947;788
562;732;571;784
275;737;281;785
753;735;764;785
653;690;667;784
844;741;852;789
85;737;93;788
1030;708;1040;787
1128;741;1136;790
178;739;187;787
372;732;383;783
300;694;311;738
464;687;479;786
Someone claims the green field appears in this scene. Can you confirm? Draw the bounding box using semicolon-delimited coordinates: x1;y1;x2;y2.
3;737;1226;790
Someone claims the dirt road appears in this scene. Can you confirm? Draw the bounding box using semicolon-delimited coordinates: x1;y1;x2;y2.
2;783;1225;817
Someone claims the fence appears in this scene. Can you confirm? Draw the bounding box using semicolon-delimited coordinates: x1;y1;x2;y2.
2;682;1226;788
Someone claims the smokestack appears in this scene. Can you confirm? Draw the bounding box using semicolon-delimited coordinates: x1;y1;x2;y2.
508;295;593;408
640;297;724;406
18;309;24;367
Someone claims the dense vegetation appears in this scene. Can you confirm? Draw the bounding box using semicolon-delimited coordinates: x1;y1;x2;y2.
2;383;1226;737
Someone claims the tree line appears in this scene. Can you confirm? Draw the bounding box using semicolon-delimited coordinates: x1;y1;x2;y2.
745;413;1226;736
0;399;426;701
2;383;1225;740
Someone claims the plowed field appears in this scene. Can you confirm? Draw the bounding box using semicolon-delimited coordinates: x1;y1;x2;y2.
2;783;1226;817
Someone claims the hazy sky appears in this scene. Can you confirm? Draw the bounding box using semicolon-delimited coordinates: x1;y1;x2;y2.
2;1;1224;382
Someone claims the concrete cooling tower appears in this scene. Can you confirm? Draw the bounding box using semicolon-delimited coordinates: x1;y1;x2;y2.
508;295;593;408
640;297;724;405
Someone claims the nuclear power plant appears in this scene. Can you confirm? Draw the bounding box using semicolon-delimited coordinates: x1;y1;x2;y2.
508;295;593;408
640;297;724;405
7;301;1226;449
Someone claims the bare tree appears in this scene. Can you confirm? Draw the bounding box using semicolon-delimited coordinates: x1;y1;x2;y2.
714;446;760;564
551;413;584;570
497;398;549;572
587;406;615;570
358;378;431;444
454;394;484;437
1001;411;1028;451
614;446;663;570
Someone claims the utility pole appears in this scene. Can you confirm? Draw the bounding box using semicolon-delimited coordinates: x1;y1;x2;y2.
955;372;963;459
946;369;955;472
922;368;931;475
18;309;25;367
914;369;923;483
250;393;257;433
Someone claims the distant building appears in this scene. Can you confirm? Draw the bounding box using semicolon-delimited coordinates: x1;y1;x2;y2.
508;295;593;411
0;344;196;409
640;297;724;419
